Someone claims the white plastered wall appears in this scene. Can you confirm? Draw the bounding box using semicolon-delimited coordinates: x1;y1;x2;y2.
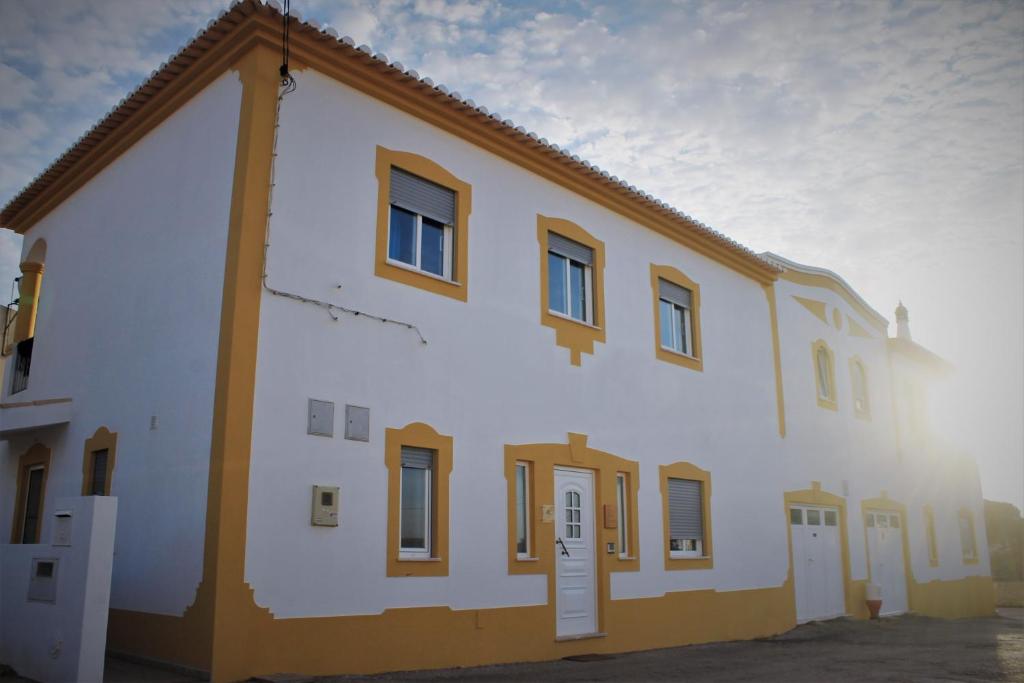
245;68;789;618
0;71;241;615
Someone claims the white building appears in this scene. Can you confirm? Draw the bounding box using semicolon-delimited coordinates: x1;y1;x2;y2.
0;2;993;681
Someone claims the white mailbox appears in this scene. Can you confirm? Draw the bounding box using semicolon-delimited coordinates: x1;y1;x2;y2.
52;510;73;546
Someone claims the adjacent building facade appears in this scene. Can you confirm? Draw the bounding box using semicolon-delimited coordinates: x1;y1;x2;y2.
0;2;994;681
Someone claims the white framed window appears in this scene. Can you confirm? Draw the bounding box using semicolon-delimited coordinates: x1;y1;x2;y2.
515;461;530;558
547;232;594;324
399;446;434;557
616;473;629;559
564;490;582;539
668;477;704;558
387;167;455;281
658;279;694;356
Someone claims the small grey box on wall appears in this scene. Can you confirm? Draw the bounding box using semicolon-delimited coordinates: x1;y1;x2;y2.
345;405;370;441
28;558;58;603
308;399;335;437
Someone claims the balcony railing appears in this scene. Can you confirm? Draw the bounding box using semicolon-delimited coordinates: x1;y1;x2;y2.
11;337;33;394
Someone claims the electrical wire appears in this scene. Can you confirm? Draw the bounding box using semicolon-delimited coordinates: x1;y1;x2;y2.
261;49;428;345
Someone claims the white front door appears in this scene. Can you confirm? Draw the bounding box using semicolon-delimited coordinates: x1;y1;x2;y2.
554;467;598;638
790;505;845;623
865;511;909;615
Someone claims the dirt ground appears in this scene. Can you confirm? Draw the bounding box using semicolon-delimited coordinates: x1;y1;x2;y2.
327;609;1024;683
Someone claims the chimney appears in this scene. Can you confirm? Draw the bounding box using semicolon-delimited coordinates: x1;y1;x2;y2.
895;301;911;341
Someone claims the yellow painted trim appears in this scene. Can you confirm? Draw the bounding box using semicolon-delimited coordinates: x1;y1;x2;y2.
650;264;703;372
848;355;871;421
81;426;118;496
373;146;472;301
847;315;873;339
792;295;828;326
923;504;939;567
504;435;639;578
781;269;887;334
763;284;786;437
784;482;864;618
811;339;838;411
537;216;606;365
958;507;980;565
13;261;44;344
9;442;51;544
660;461;713;571
385;422;453;577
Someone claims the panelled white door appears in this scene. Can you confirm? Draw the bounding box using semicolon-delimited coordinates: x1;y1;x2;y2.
554;467;597;638
865;511;909;615
790;505;845;623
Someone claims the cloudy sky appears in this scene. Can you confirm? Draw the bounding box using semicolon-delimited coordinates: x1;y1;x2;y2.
0;0;1021;507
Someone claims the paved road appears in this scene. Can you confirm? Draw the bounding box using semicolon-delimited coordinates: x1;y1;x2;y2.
4;611;1022;682
329;610;1024;682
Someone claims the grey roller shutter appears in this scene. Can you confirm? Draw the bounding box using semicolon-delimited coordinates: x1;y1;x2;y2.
401;446;434;470
659;279;692;309
668;478;703;540
390;167;456;226
90;449;108;495
548;232;593;266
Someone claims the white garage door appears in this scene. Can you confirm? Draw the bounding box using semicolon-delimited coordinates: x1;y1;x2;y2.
790;505;845;623
865;511;908;616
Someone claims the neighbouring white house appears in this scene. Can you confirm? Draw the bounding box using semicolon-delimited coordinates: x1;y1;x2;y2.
0;2;994;681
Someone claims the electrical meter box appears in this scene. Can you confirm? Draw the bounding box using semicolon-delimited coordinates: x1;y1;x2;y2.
28;558;58;603
311;485;339;527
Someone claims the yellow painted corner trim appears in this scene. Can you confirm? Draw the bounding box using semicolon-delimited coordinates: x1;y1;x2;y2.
847;315;873;339
784;483;863;618
781;269;887;335
660;461;713;571
385;422;453;577
13;260;45;344
762;284;786;437
537;216;606;365
650;264;703;372
504;437;640;578
811;339;838;411
10;442;52;544
923;504;939;567
958;507;980;565
81;426;118;496
848;355;871;421
374;146;472;302
792;295;828;326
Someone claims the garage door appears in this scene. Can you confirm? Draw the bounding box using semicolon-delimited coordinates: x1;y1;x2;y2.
790;505;845;623
865;511;908;616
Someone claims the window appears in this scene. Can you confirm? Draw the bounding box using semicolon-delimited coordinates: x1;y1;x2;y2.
959;508;978;564
661;461;712;569
81;427;117;497
399;447;433;556
850;357;870;419
385;422;453;577
616;473;631;558
537;216;606;365
658;280;694;356
924;505;939;567
374;146;471;302
10;337;33;394
811;340;837;410
388;168;455;280
10;443;50;544
515;462;530;557
547;233;594;324
650;265;703;371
